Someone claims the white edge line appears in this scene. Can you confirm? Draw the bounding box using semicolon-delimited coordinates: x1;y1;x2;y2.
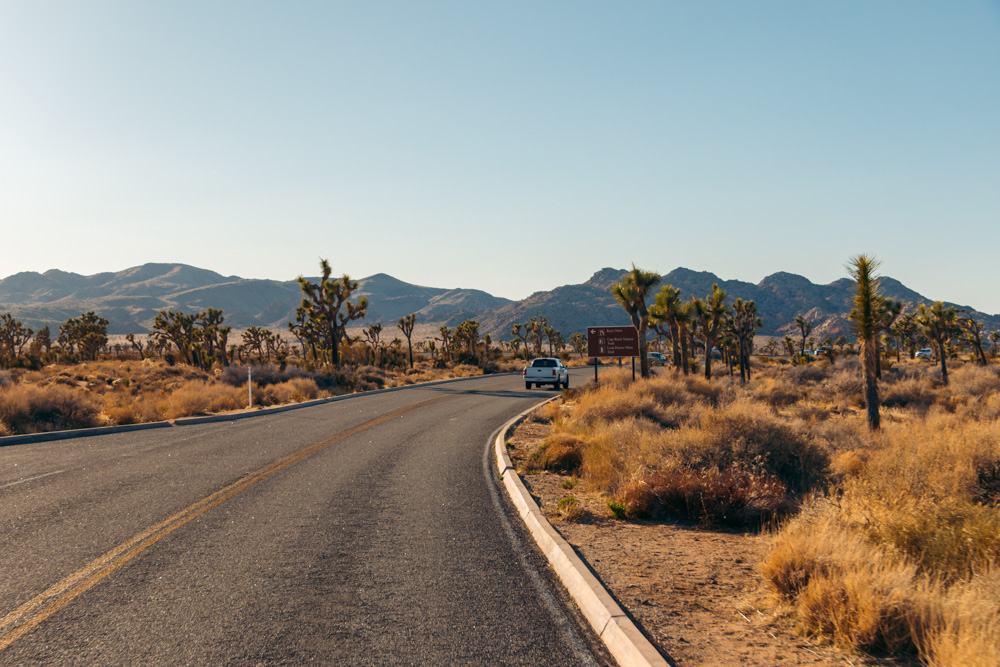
494;399;669;667
0;470;66;490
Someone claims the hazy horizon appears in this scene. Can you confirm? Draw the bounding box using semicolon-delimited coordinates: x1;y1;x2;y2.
2;259;998;316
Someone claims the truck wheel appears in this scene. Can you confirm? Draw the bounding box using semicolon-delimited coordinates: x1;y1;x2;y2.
525;382;531;390
563;377;569;389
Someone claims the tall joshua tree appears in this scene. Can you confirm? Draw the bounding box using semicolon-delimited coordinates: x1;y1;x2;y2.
610;265;661;379
847;254;882;431
692;284;728;380
295;259;368;367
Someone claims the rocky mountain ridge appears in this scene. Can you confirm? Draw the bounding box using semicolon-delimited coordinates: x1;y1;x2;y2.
0;263;995;339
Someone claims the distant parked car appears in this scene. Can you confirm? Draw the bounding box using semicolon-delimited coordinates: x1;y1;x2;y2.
815;346;832;355
648;352;668;366
916;348;934;359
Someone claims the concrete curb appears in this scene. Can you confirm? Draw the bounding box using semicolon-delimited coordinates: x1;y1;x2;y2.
0;371;521;447
494;401;668;667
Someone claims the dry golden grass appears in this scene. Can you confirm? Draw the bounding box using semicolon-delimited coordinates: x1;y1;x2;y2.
543;356;1000;661
0;354;524;435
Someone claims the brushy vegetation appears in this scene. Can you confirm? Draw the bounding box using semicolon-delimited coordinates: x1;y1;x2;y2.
534;357;1000;663
0;353;526;435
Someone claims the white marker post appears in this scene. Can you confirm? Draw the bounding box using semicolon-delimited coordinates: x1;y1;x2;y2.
248;366;253;408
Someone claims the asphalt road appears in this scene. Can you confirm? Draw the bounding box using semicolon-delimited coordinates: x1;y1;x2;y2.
0;370;611;665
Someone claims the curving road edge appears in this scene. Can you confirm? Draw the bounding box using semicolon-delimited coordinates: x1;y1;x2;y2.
494;401;668;667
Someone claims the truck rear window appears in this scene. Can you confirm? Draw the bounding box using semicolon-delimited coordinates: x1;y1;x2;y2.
531;359;557;367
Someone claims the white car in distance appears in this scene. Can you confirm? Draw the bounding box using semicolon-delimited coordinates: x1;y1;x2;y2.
523;358;569;390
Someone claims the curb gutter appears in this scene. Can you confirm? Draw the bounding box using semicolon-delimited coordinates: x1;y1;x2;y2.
495;400;668;667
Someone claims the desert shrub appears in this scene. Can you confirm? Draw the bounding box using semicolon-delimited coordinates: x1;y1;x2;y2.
632;466;790;526
762;511;920;653
219;363;311;387
681;375;725;405
764;507;1000;661
572;381;686;428
754;376;804;407
156;381;246;419
557;495;584;521
260;378;322;405
880;375;936;411
916;569;1000;667
526;433;583;473
101;390;160;425
0;371;11;389
537;400;565;423
675;399;829;494
949;364;1000;396
787;362;830;385
0;384;102;434
578;418;673;494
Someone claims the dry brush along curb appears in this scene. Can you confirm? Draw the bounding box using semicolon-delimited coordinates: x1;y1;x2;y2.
0;372;519;447
494;399;668;667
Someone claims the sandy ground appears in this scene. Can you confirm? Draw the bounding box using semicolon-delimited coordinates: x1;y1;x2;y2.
506;419;913;667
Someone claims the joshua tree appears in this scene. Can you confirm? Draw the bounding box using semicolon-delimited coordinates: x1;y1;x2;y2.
959;315;989;366
675;301;694;375
649;284;683;370
991;330;1000;358
728;298;761;384
794;314;812;356
28;325;52;361
437;326;453;362
569;332;587;358
59;312;109;361
610;265;661;379
397;313;417;369
692;284;728;380
362;323;383;365
511;323;531;361
782;335;796;357
847;254;882;431
294;259;368;367
874;298;902;378
916;301;959;386
0;314;33;367
454;319;480;359
125;333;145;361
527;316;547;356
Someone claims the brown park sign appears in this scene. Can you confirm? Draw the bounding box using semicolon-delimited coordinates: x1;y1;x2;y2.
587;326;639;357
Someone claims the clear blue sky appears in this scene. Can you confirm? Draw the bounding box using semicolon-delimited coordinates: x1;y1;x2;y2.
2;2;998;312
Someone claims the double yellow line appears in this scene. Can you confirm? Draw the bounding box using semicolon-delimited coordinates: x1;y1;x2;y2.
0;392;462;652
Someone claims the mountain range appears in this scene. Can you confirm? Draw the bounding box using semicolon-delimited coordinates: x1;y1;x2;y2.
0;263;996;340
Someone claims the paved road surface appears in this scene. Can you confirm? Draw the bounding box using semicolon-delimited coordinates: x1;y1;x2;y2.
0;371;610;665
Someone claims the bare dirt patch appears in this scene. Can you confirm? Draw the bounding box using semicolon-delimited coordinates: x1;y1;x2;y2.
506;416;912;667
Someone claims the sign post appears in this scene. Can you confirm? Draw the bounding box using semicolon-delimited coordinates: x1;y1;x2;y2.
586;326;640;383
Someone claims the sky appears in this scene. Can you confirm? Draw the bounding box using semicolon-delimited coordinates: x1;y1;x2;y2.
1;1;998;312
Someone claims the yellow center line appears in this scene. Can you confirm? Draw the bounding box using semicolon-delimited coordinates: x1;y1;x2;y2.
0;390;476;652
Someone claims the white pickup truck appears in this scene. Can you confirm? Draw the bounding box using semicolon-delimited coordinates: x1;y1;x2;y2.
523;357;569;390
